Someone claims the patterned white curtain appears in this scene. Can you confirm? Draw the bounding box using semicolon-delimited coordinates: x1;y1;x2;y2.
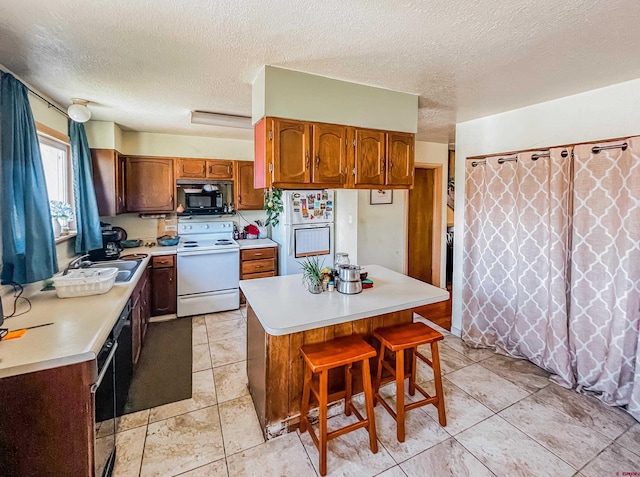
462;148;574;386
570;138;640;419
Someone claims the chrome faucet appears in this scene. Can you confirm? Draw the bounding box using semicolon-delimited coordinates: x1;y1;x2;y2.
63;254;92;275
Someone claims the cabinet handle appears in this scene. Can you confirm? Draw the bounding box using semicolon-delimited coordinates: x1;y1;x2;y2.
381;157;385;171
305;151;310;170
316;152;320;169
388;160;393;170
238;195;242;204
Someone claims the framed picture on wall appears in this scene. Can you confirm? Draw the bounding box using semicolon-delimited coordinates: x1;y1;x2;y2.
370;189;393;205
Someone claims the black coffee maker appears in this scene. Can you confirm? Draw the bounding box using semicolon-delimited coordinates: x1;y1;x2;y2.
89;223;122;261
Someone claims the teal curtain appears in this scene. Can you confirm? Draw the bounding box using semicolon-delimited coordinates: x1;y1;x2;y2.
69;121;102;253
0;72;58;284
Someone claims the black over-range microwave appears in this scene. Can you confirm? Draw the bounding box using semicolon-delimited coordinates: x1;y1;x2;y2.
184;190;224;214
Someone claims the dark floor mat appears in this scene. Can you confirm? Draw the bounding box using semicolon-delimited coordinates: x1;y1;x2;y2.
124;318;192;414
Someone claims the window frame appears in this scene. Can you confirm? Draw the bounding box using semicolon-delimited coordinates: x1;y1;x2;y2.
36;122;76;239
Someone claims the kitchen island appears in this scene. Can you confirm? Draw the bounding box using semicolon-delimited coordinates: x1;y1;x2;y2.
239;265;449;438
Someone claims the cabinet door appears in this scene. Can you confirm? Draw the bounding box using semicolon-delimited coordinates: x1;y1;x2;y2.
354;129;386;187
272;118;311;185
126;157;175;212
132;295;142;364
312;123;348;186
151;266;177;315
206;160;234;180
387;132;414;186
91;149;127;216
116;153;127;214
177;159;206;179
235;161;264;210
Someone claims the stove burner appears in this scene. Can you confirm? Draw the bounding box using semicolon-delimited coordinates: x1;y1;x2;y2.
184;240;198;244
183;244;198;248
215;239;232;245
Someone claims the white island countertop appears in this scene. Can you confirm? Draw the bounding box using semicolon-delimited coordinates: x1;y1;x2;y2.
240;264;449;336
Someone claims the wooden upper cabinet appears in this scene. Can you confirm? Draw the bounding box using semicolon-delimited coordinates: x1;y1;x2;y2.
206;160;234;180
126;157;175;212
176;159;206;179
91;148;127;216
272;118;311;186
312;123;348;186
387;132;414;186
254;117;415;189
354;129;386;187
235;161;264;210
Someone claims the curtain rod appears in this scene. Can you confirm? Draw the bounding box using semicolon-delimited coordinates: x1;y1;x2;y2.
1;67;69;118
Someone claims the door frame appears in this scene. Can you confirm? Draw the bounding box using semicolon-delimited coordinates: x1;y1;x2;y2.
404;164;443;287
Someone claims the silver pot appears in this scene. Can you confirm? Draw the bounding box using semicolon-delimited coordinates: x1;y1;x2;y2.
336;277;362;294
337;265;362;282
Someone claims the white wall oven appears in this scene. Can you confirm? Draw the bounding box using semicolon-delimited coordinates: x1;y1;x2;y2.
176;220;239;317
271;190;335;275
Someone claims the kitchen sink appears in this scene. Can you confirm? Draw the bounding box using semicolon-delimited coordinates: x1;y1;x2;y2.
87;259;143;283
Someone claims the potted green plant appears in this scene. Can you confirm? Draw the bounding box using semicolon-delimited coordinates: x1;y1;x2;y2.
264;188;284;227
298;256;324;294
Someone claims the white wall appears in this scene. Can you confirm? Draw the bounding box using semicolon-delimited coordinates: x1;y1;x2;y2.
453;77;640;335
120;131;253;159
254;66;418;133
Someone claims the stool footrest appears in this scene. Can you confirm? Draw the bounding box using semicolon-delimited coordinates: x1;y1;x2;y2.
415;350;433;367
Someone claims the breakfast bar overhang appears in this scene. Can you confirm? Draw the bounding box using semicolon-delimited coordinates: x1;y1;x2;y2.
240;265;450;438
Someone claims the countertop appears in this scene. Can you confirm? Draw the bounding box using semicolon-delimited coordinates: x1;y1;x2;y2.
0;248;174;379
239;264;449;336
237;238;278;250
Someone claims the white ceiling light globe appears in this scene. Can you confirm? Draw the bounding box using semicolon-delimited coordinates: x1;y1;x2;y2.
68;101;91;123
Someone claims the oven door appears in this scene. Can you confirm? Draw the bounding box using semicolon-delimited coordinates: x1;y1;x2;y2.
94;339;118;477
177;249;239;296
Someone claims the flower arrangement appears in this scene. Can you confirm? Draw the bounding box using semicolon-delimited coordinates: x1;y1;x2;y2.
49;200;74;220
264;188;283;227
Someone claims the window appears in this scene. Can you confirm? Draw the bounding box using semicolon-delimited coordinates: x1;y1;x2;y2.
38;132;75;235
39;135;71;205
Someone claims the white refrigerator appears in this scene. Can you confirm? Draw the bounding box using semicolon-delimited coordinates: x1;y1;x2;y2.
271;190;335;276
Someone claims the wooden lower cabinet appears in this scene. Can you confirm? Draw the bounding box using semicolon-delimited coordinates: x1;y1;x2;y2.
240;247;277;304
151;254;177;316
0;360;95;477
132;266;150;364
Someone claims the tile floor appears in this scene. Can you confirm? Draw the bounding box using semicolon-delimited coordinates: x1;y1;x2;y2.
112;309;640;477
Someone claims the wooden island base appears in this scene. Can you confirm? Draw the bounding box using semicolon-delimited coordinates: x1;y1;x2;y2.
247;304;414;438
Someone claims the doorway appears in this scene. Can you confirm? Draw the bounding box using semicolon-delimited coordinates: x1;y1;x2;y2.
407;165;452;330
407;167;440;285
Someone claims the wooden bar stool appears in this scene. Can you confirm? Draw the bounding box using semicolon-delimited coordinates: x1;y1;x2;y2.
373;322;446;442
299;334;378;476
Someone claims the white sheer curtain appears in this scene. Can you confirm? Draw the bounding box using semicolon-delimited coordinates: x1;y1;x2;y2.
569;138;640;419
462;148;574;386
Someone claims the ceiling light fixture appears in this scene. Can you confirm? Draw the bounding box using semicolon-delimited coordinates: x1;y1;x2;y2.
190;111;253;129
67;98;92;123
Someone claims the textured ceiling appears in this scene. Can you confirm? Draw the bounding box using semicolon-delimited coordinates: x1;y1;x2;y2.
2;0;640;143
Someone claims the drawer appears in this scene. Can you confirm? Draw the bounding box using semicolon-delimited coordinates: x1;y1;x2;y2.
242;270;276;280
152;255;175;268
242;258;275;275
241;247;276;261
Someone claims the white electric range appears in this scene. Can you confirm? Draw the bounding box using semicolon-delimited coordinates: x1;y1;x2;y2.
176;220;240;317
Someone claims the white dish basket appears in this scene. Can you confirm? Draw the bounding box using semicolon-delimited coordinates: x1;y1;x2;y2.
52;268;119;298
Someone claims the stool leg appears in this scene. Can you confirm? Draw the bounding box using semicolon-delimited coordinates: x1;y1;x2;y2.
431;341;447;427
408;347;417;396
361;358;378;454
395;349;406;442
299;364;312;433
374;342;385;405
319;369;329;477
345;363;353;416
